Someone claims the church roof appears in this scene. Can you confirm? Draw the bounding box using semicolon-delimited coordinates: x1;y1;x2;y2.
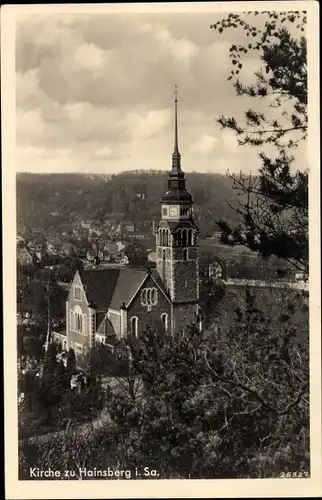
162;188;193;204
109;268;147;309
78;267;147;310
161;87;193;206
150;269;171;300
79;269;120;310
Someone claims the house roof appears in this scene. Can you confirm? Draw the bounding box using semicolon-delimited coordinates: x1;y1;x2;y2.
78;267;147;310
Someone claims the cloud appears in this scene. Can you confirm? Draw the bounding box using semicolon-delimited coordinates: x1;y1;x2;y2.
192;134;218;155
124;109;171;140
72;42;105;70
15;12;307;175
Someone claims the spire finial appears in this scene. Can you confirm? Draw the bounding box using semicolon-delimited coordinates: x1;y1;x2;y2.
173;85;179;154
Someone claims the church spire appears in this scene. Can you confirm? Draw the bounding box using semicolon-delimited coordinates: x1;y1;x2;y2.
172;85;182;174
173;85;179;154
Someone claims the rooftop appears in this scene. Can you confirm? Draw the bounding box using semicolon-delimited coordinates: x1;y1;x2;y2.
78;267;148;310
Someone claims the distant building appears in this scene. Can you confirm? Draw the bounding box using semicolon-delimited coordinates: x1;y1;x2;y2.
60;242;77;258
16;234;25;245
17;247;33;266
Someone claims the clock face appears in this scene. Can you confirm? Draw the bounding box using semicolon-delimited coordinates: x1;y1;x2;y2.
169;206;178;217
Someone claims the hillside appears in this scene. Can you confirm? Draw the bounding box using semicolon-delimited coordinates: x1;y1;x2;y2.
16;171;242;236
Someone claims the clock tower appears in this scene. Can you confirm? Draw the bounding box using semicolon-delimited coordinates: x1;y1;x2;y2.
156;87;200;333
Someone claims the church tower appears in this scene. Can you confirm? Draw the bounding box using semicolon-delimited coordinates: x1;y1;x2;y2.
156;87;200;332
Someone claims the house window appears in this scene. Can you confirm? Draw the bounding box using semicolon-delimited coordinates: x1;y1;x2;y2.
74;286;82;300
161;313;168;332
183;249;189;261
131;317;138;337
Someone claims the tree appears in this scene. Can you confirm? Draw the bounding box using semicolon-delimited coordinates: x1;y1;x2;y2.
211;11;308;273
124;240;148;267
106;292;309;479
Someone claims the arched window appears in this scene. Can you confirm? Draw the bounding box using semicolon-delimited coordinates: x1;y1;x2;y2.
63;339;68;351
188;229;193;246
177;229;182;247
183;249;189;261
83;314;87;334
162;249;166;261
141;289;147;305
151;288;158;305
131;317;138;337
70;311;74;330
182;229;187;247
161;313;168;332
165;230;169;246
158;229;162;246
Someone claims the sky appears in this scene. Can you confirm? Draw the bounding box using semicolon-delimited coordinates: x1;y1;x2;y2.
15;9;307;175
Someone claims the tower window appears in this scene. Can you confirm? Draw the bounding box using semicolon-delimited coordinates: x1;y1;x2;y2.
181;207;190;217
177;230;182;247
182;229;187;247
163;207;168;217
183;249;189;261
74;286;82;300
188;229;193;246
161;313;168;332
162;249;166;260
131;316;138;337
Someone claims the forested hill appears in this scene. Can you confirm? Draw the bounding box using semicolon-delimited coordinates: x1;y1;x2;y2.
16;171;242;236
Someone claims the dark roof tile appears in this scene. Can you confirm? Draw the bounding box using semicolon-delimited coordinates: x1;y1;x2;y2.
78;267;148;311
109;268;147;309
79;268;120;310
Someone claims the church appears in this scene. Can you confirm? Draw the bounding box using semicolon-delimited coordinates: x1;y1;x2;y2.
54;90;200;356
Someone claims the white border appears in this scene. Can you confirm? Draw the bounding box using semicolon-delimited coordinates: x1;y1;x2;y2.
2;2;321;498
